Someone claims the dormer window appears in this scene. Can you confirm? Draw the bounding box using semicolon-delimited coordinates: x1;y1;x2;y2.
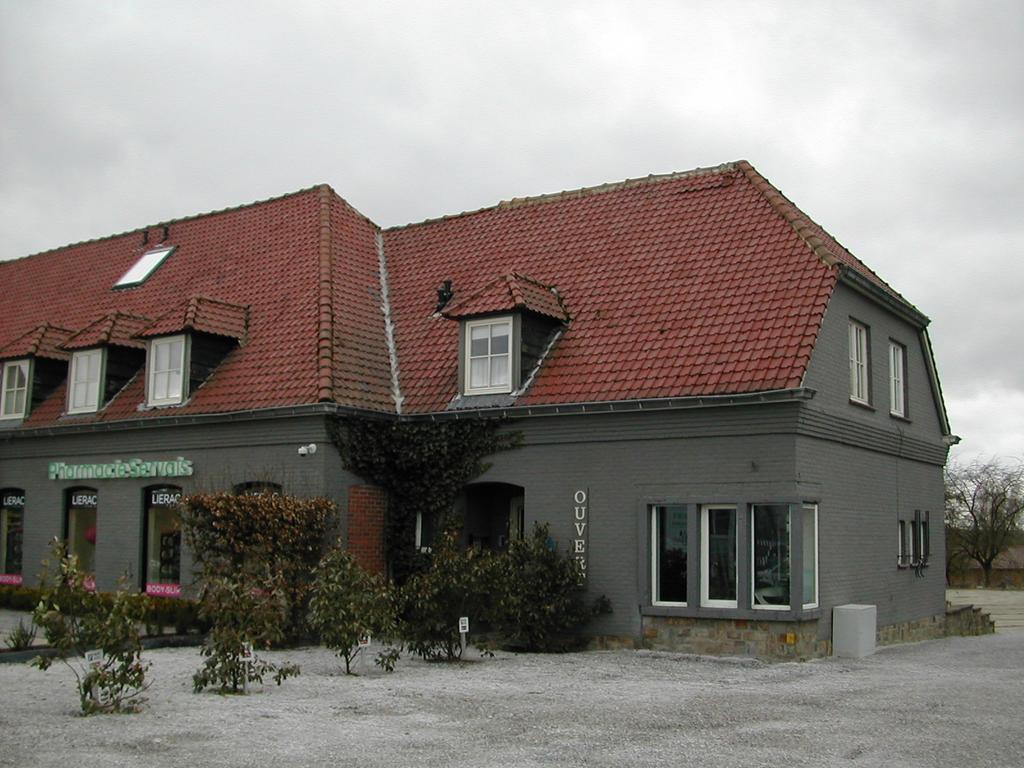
0;360;30;419
147;335;187;406
67;349;104;414
465;317;512;395
115;246;176;288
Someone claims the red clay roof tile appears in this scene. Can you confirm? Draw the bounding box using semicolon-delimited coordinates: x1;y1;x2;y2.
1;161;921;426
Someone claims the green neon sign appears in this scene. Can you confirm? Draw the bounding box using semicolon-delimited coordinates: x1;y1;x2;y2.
48;457;194;481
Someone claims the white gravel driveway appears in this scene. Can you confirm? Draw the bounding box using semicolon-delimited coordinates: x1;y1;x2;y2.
2;631;1022;768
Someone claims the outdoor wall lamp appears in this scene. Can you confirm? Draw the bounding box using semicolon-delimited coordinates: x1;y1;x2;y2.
297;443;318;457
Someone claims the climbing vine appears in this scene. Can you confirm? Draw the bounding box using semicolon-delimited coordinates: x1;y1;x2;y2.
329;416;521;580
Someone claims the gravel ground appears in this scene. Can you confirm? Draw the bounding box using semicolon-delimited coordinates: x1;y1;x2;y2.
1;631;1022;768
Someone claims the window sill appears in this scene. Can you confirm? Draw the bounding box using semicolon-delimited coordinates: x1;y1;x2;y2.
889;412;912;424
642;604;821;622
848;398;875;412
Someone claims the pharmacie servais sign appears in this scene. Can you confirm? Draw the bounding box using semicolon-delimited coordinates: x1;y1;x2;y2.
48;457;194;481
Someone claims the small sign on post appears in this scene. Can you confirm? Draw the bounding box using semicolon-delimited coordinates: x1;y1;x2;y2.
357;634;371;674
458;616;469;656
84;649;104;667
241;643;254;693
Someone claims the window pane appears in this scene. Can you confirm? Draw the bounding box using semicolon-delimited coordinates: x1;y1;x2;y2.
155;342;170;371
753;505;790;607
490;355;509;386
707;508;736;602
470;325;490;357
1;505;23;576
655;505;687;603
802;505;817;606
12;389;25;414
67;506;97;575
168;340;183;370
146;505;181;585
490;323;510;354
470;358;489;388
166;370;182;399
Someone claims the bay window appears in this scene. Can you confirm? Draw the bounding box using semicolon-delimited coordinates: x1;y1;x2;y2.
651;505;688;605
701;505;737;608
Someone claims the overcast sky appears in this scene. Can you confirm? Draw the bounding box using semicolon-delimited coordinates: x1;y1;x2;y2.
1;1;1020;464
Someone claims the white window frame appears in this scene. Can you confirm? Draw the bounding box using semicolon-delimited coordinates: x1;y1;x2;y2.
801;503;819;609
751;505;790;612
889;341;906;417
463;316;513;396
0;359;30;420
651;505;687;607
114;246;176;288
849;320;869;404
67;348;105;415
700;505;738;609
146;335;187;407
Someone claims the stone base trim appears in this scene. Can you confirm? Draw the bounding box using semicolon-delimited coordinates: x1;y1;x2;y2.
877;604;994;645
640;616;827;660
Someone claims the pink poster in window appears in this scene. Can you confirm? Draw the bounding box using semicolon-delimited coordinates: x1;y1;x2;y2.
146;582;181;598
0;574;22;586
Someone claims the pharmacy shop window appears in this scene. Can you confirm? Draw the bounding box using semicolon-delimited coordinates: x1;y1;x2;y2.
64;487;98;591
0;489;25;586
143;486;183;598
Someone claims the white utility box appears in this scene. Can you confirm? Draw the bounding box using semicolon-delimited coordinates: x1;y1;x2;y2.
832;604;877;658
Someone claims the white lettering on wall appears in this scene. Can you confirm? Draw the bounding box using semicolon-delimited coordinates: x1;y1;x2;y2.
573;488;588;578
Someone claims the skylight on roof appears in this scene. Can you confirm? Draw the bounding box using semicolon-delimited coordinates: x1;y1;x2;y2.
114;246;176;288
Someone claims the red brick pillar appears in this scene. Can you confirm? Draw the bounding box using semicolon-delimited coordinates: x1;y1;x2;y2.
347;485;387;576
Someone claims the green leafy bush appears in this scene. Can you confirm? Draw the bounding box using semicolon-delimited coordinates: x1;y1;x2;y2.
307;545;401;674
398;529;498;661
492;524;605;652
191;565;300;693
31;540;149;714
180;492;336;640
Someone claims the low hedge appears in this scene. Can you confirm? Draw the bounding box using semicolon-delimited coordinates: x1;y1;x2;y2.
0;585;207;636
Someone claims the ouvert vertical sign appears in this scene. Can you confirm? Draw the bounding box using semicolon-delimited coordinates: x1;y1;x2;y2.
573;488;589;578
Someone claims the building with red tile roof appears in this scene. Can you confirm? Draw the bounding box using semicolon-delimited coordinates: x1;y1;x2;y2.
0;161;957;656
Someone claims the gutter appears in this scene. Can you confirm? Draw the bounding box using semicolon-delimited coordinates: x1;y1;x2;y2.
0;388;816;438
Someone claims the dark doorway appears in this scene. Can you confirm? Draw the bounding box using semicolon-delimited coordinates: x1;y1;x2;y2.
457;482;525;552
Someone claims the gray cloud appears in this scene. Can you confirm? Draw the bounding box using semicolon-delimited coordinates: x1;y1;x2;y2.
1;0;1021;459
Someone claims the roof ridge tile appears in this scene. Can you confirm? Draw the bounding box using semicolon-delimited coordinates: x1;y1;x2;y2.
383;162;741;233
316;185;334;403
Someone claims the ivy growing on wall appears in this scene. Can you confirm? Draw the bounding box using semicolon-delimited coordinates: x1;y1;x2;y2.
329;416;521;580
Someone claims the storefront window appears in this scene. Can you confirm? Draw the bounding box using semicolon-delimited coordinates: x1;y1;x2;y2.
144;486;182;597
701;506;737;607
651;505;687;604
65;488;97;591
0;489;25;585
802;504;818;608
752;504;790;609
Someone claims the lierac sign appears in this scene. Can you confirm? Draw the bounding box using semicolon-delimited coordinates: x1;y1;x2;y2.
1;493;24;508
48;457;194;481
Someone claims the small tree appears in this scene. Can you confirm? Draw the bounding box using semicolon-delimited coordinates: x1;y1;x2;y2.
945;458;1024;587
308;545;401;674
192;565;300;693
180;492;336;640
32;539;149;714
492;524;600;652
399;529;498;661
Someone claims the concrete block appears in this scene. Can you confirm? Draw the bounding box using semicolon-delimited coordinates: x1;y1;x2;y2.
833;604;877;658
